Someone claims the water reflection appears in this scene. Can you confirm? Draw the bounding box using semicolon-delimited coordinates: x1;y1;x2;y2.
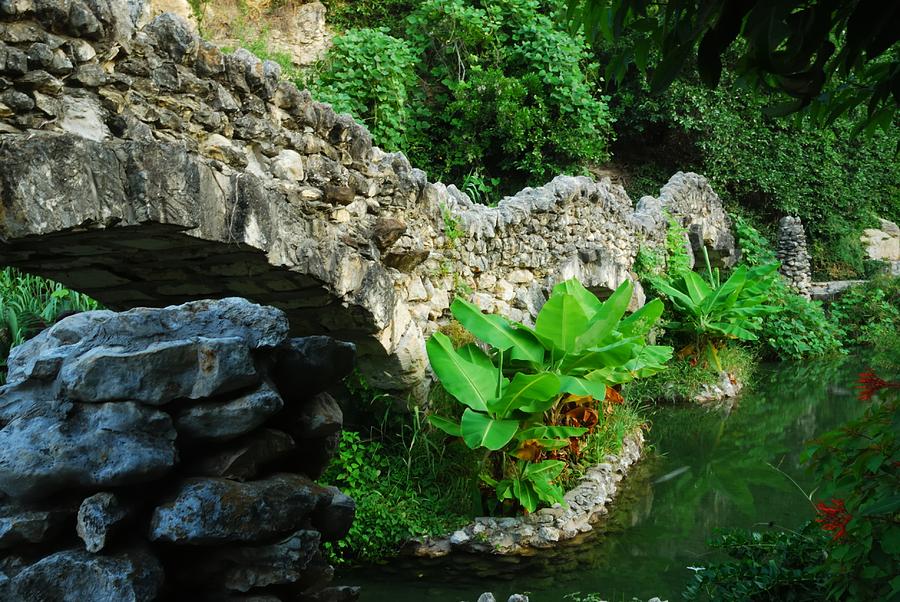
338;354;873;601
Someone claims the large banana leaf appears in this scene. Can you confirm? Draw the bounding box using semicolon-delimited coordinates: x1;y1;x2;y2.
489;372;560;416
534;293;589;352
460;408;519;450
622;345;674;377
552;278;604;319
456;343;495;371
524;459;566;481
451;298;544;363
573;280;633;350
426;332;497;412
618;298;664;338
428;414;462;436
517;425;588;440
683;271;713;305
558;375;607;399
560;337;641;373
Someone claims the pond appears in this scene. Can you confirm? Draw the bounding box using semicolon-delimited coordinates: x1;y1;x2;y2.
336;354;878;601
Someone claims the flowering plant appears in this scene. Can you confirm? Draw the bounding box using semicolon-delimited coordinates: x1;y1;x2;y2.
802;370;900;600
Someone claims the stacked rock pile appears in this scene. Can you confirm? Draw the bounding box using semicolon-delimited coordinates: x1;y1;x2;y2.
776;216;812;298
0;298;358;601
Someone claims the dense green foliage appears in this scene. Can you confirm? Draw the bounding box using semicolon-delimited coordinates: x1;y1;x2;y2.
682;522;830;601
611;69;899;278
803;373;900;600
732;216;843;360
569;1;900;130
828;276;900;353
310;28;418;150
320;428;472;562
0;268;99;383
427;278;670;512
310;0;613;196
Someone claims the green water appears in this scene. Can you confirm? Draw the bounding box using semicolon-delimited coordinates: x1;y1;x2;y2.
336;356;876;601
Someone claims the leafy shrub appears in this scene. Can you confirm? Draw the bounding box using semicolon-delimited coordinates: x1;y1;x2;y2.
802;371;900;600
310;28;418;151
427;278;671;512
621;344;757;404
609;57;900;279
732;216;842;360
827;276;900;352
321;427;473;563
682;522;829;601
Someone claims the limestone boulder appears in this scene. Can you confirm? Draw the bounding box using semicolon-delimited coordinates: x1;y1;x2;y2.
59;336;259;405
174;381;284;440
177;529;322;592
149;474;331;544
0;547;163;602
76;492;133;553
6;298;289;387
861;219;900;262
0;401;177;500
0;501;75;549
183;428;296;481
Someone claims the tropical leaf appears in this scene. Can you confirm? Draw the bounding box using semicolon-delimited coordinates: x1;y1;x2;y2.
426;332;496;412
489;372;560;416
523;459;566;481
428;415;462;437
573;280;633;349
558;375;607;400
534;293;589;352
460;408;519;451
551;278;603;319
518;425;588;440
618;298;664;338
450;298;543;363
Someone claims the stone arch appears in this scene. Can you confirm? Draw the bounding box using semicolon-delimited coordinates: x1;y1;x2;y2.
0;3;737;400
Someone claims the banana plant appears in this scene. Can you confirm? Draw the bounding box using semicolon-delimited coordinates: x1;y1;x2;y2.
652;253;780;370
426;277;673;512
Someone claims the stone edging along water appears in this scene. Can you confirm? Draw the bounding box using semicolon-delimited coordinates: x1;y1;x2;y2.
408;429;645;557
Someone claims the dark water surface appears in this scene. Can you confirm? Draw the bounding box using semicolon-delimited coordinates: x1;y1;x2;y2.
336;355;876;601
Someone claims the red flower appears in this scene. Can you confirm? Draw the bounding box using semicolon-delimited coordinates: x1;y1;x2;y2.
815;498;852;540
855;371;900;401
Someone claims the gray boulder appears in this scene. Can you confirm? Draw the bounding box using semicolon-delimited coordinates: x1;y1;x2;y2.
287;391;343;440
2;547;163;602
6;298;289;386
59;336;259;405
76;492;132;553
268;337;355;400
149;474;331;544
0;401;177;500
311;488;355;542
179;529;321;592
184;428;296;481
0;501;75;548
174;381;284;440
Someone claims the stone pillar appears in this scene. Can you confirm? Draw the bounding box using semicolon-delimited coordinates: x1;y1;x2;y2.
776;216;812;298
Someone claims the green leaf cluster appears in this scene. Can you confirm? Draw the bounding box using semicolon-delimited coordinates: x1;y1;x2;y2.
0;268;100;384
427;278;671;512
308;28;418;151
652;255;780;368
311;0;613;197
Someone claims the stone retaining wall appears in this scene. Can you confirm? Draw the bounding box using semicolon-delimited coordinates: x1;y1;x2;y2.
0;298;358;601
410;430;644;557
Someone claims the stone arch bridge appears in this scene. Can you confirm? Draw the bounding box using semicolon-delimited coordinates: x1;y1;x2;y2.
0;3;737;398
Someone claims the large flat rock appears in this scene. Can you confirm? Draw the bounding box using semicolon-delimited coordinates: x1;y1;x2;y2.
0;401;177;500
149;474;331;544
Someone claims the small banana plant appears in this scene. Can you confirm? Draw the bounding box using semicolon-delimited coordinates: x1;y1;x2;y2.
426;277;672;512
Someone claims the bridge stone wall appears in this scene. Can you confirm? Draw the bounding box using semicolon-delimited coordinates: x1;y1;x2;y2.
0;1;736;398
